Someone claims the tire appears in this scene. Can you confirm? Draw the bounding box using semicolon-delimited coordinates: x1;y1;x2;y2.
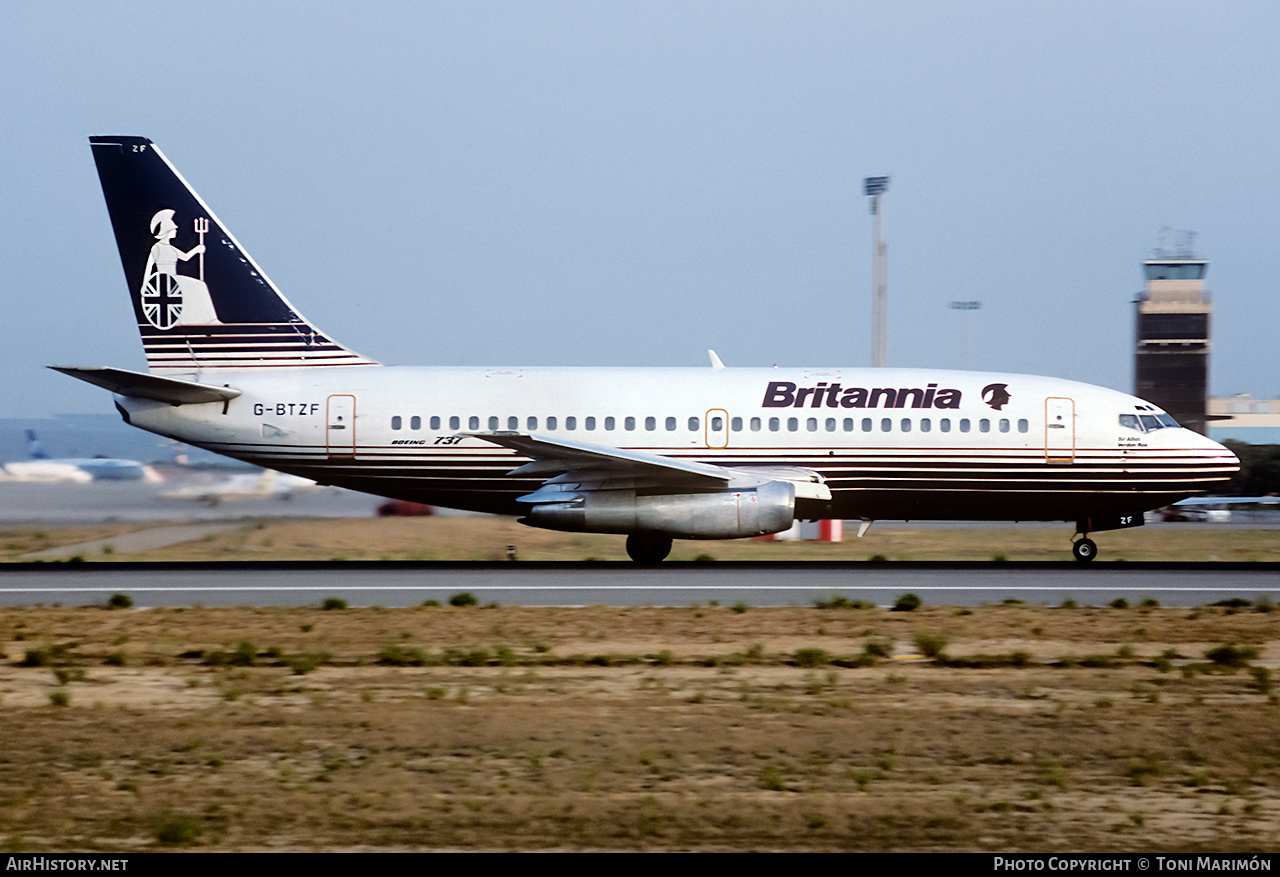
626;533;673;563
1072;537;1097;563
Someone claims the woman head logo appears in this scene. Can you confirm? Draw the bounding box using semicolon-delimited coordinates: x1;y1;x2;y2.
982;383;1011;410
150;208;178;241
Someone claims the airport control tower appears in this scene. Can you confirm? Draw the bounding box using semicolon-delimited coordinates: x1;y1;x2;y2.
1134;233;1210;435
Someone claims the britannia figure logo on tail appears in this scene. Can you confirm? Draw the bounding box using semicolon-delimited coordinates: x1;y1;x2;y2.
139;209;221;329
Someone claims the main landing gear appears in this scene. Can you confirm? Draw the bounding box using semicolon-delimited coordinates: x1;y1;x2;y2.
626;532;673;563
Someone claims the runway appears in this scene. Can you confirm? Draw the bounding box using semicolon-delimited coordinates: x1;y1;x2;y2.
1;561;1277;608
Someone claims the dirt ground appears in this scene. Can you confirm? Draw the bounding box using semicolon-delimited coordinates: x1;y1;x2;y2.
2;600;1279;851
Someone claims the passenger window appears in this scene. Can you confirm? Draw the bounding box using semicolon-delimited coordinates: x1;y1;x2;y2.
585;416;596;431
940;418;950;433
488;415;499;430
449;416;460;430
711;416;723;430
787;417;798;432
430;415;441;430
731;417;743;431
645;416;656;431
881;418;892;432
547;416;557;430
900;418;912;432
862;418;873;432
625;416;636;431
825;417;836;432
750;417;761;432
979;419;990;433
527;416;538;431
959;419;970;433
565;416;576;430
1018;419;1029;433
999;419;1010;433
507;416;518;430
469;415;480;430
843;418;854;431
605;416;615;430
920;418;931;433
688;416;699;431
768;417;780;432
410;416;421;430
391;416;402;430
665;416;676;431
806;417;817;432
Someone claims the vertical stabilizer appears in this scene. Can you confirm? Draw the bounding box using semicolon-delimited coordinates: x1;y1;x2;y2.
89;136;378;372
25;430;47;460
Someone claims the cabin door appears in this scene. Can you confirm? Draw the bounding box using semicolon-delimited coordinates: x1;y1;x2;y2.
705;409;729;449
1044;397;1075;462
327;394;356;458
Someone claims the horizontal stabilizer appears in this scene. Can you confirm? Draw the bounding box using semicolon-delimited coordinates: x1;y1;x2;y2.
49;366;241;405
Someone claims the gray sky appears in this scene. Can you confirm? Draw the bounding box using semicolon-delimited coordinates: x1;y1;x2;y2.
4;1;1277;418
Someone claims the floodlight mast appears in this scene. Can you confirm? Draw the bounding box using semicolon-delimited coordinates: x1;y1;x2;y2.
864;176;889;367
949;300;982;370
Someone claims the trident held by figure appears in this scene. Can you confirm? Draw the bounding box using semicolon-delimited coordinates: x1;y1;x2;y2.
194;217;209;281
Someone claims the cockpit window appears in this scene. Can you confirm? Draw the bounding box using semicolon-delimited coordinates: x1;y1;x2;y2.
1120;412;1181;432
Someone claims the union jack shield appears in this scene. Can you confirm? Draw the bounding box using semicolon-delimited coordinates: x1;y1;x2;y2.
141;269;182;330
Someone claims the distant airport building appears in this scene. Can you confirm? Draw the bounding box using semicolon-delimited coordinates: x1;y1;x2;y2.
1134;242;1211;435
1207;395;1280;445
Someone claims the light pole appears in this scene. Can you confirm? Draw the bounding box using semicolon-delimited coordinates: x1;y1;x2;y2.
949;300;981;370
864;177;889;367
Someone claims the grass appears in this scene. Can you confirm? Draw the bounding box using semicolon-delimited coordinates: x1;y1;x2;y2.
2;516;1278;562
0;602;1277;850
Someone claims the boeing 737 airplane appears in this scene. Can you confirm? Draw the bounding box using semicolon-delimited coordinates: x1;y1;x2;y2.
56;136;1239;561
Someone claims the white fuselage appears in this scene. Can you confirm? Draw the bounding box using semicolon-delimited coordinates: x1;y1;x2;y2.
116;364;1237;526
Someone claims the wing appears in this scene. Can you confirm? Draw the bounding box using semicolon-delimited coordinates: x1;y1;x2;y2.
465;431;830;501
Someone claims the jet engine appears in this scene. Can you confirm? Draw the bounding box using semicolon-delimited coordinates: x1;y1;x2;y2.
521;479;797;539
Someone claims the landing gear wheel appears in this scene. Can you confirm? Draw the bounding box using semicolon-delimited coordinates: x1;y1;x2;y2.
626;533;673;563
1072;537;1097;563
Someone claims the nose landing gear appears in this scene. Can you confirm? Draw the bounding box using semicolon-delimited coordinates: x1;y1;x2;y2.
1071;513;1143;563
1071;536;1097;563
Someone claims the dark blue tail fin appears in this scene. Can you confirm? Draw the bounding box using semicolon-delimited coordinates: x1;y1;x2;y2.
25;430;47;460
89;136;378;372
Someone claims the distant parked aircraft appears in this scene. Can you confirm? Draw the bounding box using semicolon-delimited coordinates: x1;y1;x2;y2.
162;469;321;505
1;430;160;483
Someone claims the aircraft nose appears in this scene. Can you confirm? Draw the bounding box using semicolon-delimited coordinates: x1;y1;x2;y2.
1189;430;1240;477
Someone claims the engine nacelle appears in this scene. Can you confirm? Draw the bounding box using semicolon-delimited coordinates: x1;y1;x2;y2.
522;480;796;539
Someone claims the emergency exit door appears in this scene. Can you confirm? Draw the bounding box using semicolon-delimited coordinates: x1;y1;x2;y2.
327;395;356;457
1045;397;1074;462
705;409;729;449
